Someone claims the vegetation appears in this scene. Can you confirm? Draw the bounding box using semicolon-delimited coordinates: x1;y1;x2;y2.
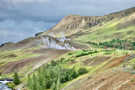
87;39;135;50
27;59;88;90
0;47;40;81
75;16;135;44
78;68;88;75
75;50;98;57
0;48;39;69
13;72;21;85
7;82;15;89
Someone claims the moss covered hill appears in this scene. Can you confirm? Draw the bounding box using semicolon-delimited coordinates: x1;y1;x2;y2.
0;7;135;90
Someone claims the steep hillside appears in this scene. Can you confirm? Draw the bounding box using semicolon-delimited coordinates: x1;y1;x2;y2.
75;12;135;43
39;7;135;37
60;8;135;90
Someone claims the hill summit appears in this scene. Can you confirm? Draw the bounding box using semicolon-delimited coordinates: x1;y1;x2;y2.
38;7;135;37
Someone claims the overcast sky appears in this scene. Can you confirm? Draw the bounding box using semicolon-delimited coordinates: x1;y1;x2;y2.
0;0;135;44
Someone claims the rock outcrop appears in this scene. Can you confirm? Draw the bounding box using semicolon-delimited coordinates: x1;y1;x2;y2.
38;7;135;37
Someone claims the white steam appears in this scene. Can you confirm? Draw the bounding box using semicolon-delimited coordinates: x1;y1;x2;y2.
41;33;75;50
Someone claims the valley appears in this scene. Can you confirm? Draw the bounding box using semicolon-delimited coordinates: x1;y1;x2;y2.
0;7;135;90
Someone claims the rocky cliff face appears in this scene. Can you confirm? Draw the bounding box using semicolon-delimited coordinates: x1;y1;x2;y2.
38;15;104;37
117;12;135;29
38;7;135;37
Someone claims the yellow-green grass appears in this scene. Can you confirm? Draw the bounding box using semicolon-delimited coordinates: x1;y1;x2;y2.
52;49;133;89
0;47;42;88
0;47;40;79
75;17;135;43
0;47;40;67
2;48;131;89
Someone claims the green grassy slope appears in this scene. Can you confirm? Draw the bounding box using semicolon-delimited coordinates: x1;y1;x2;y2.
26;48;135;90
0;47;40;77
59;11;135;90
75;13;135;43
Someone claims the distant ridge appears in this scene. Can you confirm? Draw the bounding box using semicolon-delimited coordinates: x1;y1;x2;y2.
38;7;135;37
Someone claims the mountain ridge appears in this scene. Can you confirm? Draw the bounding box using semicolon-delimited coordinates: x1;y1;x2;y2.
1;7;135;48
38;7;135;37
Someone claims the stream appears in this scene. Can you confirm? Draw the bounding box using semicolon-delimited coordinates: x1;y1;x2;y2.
0;84;12;90
0;80;13;90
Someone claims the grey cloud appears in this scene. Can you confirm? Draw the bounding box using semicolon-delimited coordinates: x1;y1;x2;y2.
1;0;135;19
0;19;56;44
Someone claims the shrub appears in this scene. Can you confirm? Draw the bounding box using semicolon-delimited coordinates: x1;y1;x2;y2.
78;68;88;75
7;82;15;89
13;72;21;85
68;52;73;55
75;50;98;57
51;60;58;66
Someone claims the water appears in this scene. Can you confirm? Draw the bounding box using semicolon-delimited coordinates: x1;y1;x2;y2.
0;84;12;90
0;80;13;90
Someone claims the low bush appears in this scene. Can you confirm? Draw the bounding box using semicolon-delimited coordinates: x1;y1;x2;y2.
13;72;21;85
7;82;15;89
78;68;88;75
75;50;98;57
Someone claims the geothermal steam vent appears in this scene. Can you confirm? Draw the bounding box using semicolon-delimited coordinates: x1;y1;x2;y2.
41;35;75;50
